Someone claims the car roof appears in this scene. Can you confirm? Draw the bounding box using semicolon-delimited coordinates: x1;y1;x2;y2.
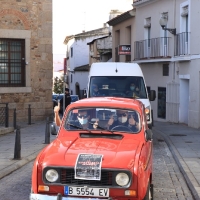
68;97;144;112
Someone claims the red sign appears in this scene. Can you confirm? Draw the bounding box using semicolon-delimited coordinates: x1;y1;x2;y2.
118;45;131;55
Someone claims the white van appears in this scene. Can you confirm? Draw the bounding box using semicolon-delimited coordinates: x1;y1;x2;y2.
86;62;156;128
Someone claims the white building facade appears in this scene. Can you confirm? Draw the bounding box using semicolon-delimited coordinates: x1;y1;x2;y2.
108;0;200;128
64;27;110;98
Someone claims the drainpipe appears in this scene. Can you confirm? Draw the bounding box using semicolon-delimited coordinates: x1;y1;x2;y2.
173;0;176;81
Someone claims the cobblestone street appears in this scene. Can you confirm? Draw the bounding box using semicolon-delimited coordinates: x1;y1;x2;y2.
153;130;194;200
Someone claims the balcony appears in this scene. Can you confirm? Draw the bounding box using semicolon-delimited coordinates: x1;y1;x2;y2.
134;37;170;60
175;32;189;56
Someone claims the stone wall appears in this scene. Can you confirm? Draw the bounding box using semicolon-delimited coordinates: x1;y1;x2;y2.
0;0;53;124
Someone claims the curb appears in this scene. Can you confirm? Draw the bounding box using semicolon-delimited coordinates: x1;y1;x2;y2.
0;148;45;180
0;127;14;136
153;127;200;200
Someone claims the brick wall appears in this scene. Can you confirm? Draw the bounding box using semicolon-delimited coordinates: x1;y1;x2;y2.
0;0;53;124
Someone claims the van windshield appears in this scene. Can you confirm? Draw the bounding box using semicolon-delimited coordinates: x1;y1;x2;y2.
89;76;148;99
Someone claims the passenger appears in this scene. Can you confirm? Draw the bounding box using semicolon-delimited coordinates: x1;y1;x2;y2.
106;109;139;131
125;83;140;97
54;106;98;129
91;84;100;97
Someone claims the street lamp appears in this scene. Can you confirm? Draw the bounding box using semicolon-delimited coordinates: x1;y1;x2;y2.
159;16;176;35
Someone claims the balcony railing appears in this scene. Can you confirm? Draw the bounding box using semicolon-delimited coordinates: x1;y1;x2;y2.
134;37;170;60
175;32;189;56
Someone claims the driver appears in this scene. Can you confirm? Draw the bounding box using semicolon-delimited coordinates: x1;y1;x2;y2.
106;110;139;131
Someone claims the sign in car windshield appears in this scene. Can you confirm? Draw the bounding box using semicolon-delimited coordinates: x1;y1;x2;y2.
118;45;131;55
75;154;103;180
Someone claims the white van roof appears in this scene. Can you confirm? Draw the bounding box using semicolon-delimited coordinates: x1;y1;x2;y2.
90;62;143;77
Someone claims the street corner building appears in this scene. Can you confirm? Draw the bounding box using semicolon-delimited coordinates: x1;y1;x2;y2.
0;0;53;123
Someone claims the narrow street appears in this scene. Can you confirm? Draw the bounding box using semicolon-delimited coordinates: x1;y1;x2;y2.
0;129;194;200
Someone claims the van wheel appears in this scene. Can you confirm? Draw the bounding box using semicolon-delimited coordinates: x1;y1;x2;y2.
143;182;153;200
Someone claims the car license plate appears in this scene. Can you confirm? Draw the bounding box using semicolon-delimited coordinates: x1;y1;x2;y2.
64;186;109;197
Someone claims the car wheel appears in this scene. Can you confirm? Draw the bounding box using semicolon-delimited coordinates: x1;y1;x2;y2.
143;182;153;200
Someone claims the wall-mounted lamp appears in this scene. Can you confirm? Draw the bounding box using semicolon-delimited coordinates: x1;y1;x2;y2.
159;16;176;35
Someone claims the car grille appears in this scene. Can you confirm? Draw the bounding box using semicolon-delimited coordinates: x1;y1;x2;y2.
60;168;113;186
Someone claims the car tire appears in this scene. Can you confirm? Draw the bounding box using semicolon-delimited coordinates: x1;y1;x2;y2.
143;182;153;200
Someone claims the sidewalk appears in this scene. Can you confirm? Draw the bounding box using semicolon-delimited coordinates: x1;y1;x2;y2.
153;121;200;200
0;120;200;199
0;120;56;180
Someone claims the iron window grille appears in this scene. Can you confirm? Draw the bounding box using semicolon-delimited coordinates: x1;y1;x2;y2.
0;38;25;87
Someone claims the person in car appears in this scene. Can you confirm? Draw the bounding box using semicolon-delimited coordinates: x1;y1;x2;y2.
91;84;101;97
125;83;140;97
54;106;98;129
75;110;99;129
106;109;139;131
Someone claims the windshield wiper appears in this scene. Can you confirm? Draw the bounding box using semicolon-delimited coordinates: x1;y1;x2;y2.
66;122;83;129
66;122;91;133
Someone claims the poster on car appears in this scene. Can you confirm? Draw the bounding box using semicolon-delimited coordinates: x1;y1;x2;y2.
75;153;103;180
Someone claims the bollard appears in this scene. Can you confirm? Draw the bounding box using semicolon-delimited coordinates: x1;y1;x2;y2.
13;108;17;130
44;117;50;144
28;104;31;125
14;126;21;160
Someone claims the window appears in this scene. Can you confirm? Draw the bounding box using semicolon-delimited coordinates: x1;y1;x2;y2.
115;30;120;62
71;47;73;57
163;64;169;76
115;47;119;62
0;39;25;87
71;74;73;83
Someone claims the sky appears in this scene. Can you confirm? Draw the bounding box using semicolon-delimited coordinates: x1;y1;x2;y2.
53;0;133;55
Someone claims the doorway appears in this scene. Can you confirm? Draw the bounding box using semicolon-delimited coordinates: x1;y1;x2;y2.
75;83;80;98
179;79;189;124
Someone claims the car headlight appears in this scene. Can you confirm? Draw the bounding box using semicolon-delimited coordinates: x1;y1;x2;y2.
115;173;129;186
45;169;59;182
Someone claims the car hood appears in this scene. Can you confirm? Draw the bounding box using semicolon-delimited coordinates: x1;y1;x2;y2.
41;136;141;169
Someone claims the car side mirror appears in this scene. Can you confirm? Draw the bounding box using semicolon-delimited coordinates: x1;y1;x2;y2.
145;129;153;141
50;124;57;135
149;90;156;101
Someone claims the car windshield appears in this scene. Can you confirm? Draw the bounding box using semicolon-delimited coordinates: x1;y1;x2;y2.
64;107;141;133
89;76;147;99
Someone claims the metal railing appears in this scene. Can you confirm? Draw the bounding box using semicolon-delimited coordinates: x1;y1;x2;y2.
0;103;9;127
134;37;170;60
175;32;189;56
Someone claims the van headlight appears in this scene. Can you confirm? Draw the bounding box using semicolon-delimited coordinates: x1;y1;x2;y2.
45;169;59;182
116;173;129;186
145;106;150;121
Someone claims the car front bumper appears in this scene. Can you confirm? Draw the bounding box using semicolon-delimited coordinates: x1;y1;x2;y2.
30;193;108;200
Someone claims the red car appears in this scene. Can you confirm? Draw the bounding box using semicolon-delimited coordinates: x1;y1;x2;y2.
30;97;153;200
